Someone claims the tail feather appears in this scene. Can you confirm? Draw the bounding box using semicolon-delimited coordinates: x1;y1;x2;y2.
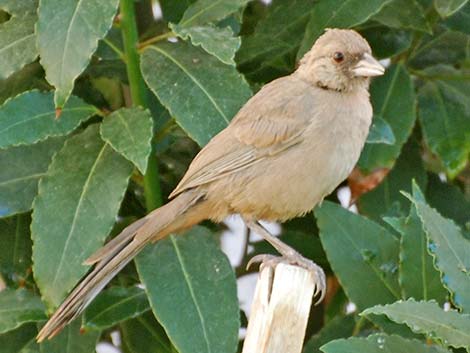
37;235;146;342
36;191;206;342
83;217;148;265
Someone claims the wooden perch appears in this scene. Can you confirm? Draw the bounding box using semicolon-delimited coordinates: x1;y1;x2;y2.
242;263;316;353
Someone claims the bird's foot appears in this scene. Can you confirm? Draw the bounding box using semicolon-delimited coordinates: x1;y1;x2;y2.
247;253;326;303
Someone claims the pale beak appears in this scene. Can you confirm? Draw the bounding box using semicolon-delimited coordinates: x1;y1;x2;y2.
352;53;385;77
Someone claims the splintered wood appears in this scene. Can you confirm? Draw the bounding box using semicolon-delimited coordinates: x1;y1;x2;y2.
242;264;316;353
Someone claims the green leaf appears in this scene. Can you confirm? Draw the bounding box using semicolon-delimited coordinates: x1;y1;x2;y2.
0;0;37;79
426;174;470;227
171;24;240;65
100;107;153;174
32;125;133;308
409;31;470;69
297;0;392;58
444;2;470;34
37;0;119;107
236;0;313;83
321;333;451;353
358;138;427;223
136;226;239;353
372;0;431;33
366;116;396;144
0;63;47;105
141;41;252;146
82;286;150;331
0;289;46;334
120;311;172;353
0;136;65;218
410;185;470;312
0;323;38;353
385;208;446;302
435;0;469;17
159;0;196;23
303;315;356;353
362;299;470;350
359;64;416;172
0;214;32;282
0;90;97;149
360;26;412;59
418;73;470;178
179;0;250;27
315;201;401;310
39;319;99;353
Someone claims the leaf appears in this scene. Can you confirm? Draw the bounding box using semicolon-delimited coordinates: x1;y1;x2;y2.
385;208;446;302
303;315;356;353
362;299;470;350
418;72;470;178
141;41;252;146
120;311;172;353
360;26;412;59
321;333;451;353
159;0;196;23
100;107;153;174
82;286;150;331
366;116;396;144
444;2;470;34
37;0;119;107
0;214;32;282
178;0;250;27
409;184;470;312
426;174;470;227
0;90;97;149
371;0;431;33
0;289;46;334
358;64;416;172
39;319;99;353
358;138;427;223
0;136;65;218
171;24;240;65
136;226;239;353
32;125;133;308
435;0;469;17
409;31;470;69
0;323;38;353
0;0;38;79
0;62;47;105
297;0;392;58
315;201;401;310
236;0;313;83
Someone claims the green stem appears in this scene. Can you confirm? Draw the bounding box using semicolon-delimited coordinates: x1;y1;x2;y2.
120;0;162;211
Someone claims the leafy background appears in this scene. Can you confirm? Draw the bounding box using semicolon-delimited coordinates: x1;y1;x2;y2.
0;0;470;352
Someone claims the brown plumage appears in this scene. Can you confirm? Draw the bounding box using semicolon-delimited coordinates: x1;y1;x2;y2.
36;28;384;342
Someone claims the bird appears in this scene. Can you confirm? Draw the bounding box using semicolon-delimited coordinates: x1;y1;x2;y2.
36;28;384;342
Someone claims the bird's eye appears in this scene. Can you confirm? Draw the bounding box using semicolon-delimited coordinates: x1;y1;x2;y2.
333;52;344;63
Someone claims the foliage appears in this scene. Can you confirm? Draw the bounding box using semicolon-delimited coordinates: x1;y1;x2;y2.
0;0;469;352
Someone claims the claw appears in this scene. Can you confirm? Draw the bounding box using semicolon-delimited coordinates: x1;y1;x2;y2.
247;252;327;304
246;254;279;271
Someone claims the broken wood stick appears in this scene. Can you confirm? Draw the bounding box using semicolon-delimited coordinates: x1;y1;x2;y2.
242;263;317;353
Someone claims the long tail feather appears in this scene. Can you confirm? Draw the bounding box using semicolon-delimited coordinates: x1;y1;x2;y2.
37;191;206;342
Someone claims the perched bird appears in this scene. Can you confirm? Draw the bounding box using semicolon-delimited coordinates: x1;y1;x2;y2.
37;28;384;341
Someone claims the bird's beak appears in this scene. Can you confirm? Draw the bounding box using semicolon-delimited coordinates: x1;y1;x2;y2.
352;53;385;77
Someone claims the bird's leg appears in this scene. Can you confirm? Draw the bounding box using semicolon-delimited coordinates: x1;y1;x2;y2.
244;219;326;302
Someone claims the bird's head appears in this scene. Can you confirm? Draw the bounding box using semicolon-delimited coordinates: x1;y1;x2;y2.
297;29;384;92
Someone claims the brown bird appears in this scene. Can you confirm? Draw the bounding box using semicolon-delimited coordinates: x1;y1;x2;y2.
37;28;384;341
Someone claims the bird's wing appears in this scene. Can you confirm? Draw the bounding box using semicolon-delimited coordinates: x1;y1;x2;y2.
169;76;314;198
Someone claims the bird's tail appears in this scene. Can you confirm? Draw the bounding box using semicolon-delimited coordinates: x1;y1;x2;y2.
36;190;206;342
